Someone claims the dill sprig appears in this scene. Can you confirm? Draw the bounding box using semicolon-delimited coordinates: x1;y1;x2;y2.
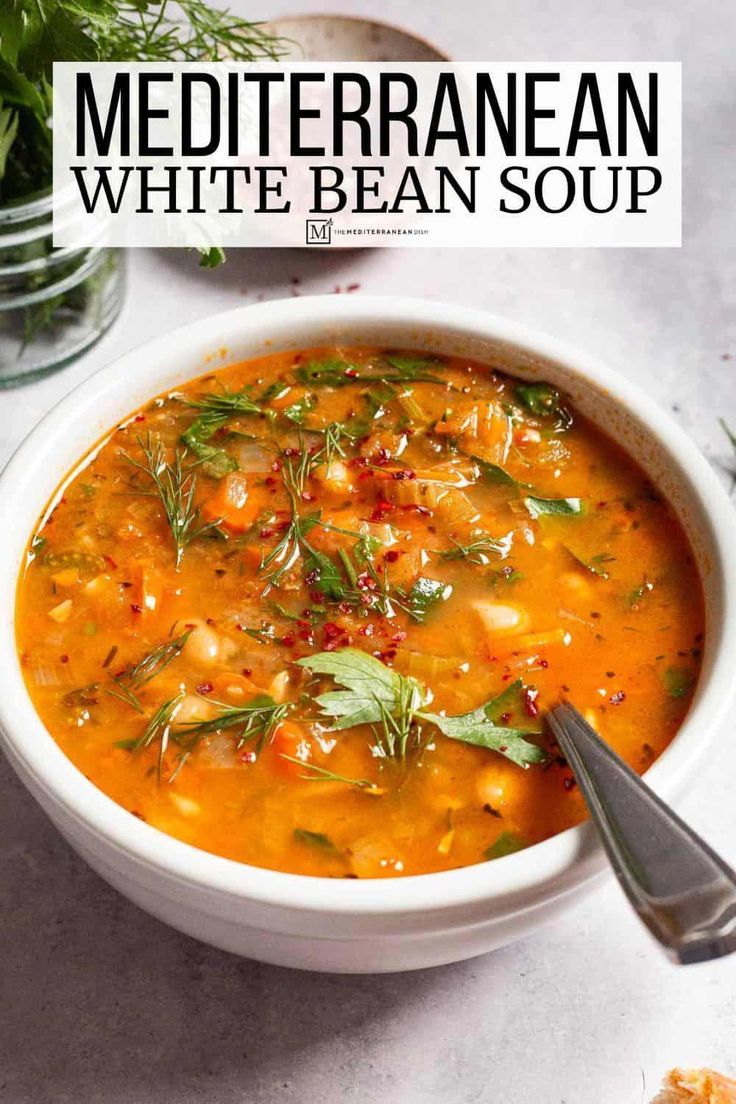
107;629;191;712
127;434;218;569
185;387;264;422
117;691;185;782
94;0;287;65
279;756;384;793
177;695;293;753
439;534;507;565
0;1;285;205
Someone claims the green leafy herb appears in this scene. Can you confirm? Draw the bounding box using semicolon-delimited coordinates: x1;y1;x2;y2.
293;828;339;853
298;650;544;767
484;831;526;860
198;246;226;269
473;456;583;519
178;695;292;753
402;577;453;623
524;495;582;519
663;667;695;700
473;457;528;489
117;691;185;782
565;547;615;579
439;534;507;565
296;355;446;388
127;435;219;569
108;630;191;712
421;679;545;768
282;394;316;424
280;757;383;793
628;577;653;608
514;382;561;416
0;1;284;205
514;382;572;430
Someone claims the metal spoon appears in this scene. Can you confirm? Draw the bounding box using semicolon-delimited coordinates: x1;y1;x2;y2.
546;701;736;964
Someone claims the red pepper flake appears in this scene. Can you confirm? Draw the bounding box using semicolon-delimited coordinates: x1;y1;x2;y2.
597;501;607;509
323;622;342;641
271;459;282;473
563;776;576;791
522;686;539;717
392;469;416;481
59;654;69;664
130;603;142;614
264;476;277;488
359;624;376;636
500;711;512;723
609;690;626;705
539;658;549;669
134;414;146;423
241;668;252;677
305;570;320;587
103;554;118;570
346;283;360;292
370;500;393;522
260;528;274;538
383;549;400;563
239;749;257;764
391;630;407;644
281;633;295;647
197;681;214;695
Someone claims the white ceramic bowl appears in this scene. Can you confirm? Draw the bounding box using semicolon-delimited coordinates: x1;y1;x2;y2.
1;296;735;973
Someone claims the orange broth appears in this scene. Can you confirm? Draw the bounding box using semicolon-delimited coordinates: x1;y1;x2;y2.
15;348;704;877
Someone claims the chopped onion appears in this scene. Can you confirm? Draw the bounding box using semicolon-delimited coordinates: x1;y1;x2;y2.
234;442;272;472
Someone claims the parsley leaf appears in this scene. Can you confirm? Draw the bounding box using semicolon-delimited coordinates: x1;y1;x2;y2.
298;650;545;768
473;456;583;519
402;577;453;622
297;649;427;731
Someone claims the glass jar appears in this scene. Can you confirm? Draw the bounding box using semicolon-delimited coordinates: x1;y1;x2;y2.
0;190;125;388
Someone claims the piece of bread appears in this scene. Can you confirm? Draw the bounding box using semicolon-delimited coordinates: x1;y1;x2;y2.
652;1068;736;1103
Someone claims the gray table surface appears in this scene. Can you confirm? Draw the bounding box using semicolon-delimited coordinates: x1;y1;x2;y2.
1;2;735;1101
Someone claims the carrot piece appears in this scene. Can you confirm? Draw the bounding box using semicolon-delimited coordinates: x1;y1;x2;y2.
269;720;312;778
203;472;262;532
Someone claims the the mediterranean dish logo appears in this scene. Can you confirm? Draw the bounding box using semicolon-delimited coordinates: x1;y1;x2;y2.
52;61;681;249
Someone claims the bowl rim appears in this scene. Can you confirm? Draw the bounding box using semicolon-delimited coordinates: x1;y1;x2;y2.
2;294;735;919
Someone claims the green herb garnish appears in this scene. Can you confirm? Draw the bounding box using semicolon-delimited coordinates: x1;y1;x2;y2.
178;695;292;753
514;382;572;430
565;547;615;579
108;630;191;712
402;577;453;622
280;757;383;793
473;456;584;518
0;0;284;287
663;667;695;700
484;831;526;860
296;355;446;387
439;534;507;565
127;435;219;569
297;650;544;767
524;495;582;518
293;828;339;853
116;691;185;782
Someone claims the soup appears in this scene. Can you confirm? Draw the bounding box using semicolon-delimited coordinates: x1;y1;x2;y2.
15;348;704;878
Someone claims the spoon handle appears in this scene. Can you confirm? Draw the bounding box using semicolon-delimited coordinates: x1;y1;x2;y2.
546;702;736;964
